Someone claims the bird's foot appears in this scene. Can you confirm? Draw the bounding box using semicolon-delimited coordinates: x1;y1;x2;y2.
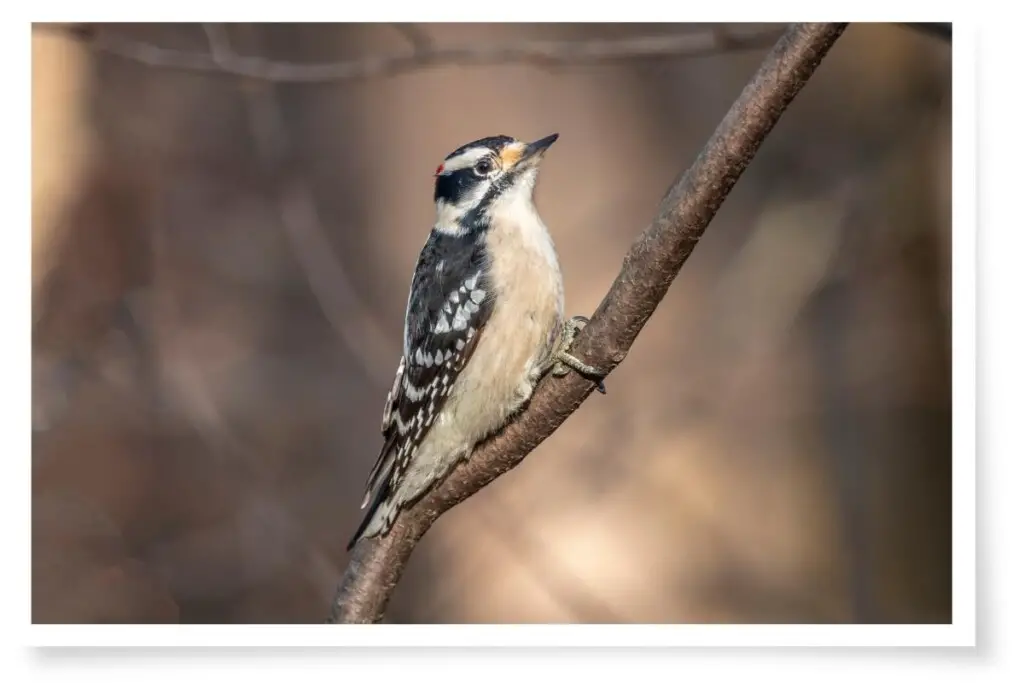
546;315;607;394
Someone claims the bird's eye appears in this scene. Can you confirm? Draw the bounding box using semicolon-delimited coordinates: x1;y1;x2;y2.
473;159;494;176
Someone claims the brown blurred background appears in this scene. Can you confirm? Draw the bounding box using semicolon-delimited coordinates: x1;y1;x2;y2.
31;22;952;624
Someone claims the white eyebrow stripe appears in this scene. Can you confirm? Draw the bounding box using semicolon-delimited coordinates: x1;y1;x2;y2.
439;147;491;174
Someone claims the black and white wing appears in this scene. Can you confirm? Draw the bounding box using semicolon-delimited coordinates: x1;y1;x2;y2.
347;231;494;549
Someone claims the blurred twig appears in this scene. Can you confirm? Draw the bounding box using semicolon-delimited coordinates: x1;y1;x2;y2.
388;23;434;56
49;23;784;83
205;25;396;379
329;22;850;623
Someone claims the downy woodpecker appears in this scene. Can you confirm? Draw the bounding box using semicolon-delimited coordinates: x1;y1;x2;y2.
348;133;605;550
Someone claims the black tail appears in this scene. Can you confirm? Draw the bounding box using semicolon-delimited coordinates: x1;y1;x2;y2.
346;477;392;551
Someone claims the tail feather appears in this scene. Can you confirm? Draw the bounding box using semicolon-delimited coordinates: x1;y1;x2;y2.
347;477;393;551
349;433;400;550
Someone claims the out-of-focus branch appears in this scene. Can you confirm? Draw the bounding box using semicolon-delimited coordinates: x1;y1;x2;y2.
49;23;784;83
205;24;396;379
328;22;849;624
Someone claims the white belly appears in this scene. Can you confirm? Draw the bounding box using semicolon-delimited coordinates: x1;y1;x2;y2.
394;202;564;503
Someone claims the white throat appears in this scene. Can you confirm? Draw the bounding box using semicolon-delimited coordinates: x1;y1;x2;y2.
485;169;559;273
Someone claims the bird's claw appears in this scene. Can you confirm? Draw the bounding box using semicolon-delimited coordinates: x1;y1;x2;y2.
549;316;607;394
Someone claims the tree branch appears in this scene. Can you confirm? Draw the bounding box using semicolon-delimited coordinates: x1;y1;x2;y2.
46;23;784;83
328;22;850;624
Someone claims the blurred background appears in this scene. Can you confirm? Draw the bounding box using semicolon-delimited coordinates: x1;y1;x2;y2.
31;22;952;624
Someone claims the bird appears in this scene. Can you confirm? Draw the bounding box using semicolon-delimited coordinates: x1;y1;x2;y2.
347;133;606;551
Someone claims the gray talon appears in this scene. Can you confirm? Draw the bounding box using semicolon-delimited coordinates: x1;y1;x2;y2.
545;316;608;394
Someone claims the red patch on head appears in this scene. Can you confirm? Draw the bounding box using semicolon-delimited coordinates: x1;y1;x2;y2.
434;164;444;176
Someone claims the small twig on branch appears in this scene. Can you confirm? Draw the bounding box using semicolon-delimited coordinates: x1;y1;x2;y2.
47;23;784;83
201;23;234;67
388;23;434;56
327;22;849;624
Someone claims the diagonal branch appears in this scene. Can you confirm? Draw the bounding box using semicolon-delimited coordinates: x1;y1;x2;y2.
328;22;850;624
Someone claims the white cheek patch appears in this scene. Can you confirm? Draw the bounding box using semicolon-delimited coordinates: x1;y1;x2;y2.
435;180;492;233
435;199;464;231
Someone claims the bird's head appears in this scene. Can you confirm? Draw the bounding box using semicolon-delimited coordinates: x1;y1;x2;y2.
432;133;558;234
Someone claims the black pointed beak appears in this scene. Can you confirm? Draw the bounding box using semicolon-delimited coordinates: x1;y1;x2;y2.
519;133;559;164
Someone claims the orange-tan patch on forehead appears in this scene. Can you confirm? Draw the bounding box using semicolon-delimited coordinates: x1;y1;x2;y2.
499;142;526;169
